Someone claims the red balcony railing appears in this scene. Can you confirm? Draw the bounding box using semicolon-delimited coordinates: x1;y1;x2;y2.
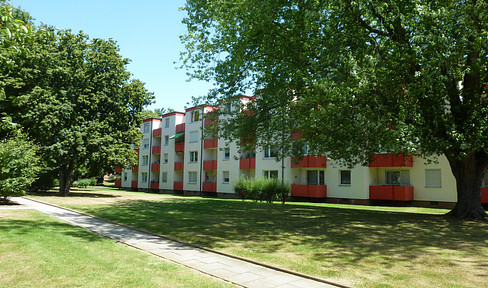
204;138;218;149
173;181;183;191
203;160;217;170
369;153;413;167
152;145;161;154
369;185;414;201
115;166;122;173
132;166;139;172
174;162;184;171
202;182;217;192
239;158;256;169
175;142;184;152
291;156;327;168
482;188;488;203
175;123;186;133
291;184;327;198
150;181;159;190
114;179;121;187
131;180;138;188
153;128;162;137
151;163;160;171
204;118;217;127
134;148;139;154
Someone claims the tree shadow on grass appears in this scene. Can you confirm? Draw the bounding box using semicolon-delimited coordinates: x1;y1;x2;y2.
79;198;488;266
29;189;120;199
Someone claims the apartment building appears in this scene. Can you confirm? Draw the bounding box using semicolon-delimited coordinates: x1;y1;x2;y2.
116;100;488;208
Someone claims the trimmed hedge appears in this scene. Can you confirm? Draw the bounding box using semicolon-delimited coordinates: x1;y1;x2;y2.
233;176;290;203
72;178;97;188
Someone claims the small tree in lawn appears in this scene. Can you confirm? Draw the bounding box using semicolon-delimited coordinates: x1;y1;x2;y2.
0;137;40;203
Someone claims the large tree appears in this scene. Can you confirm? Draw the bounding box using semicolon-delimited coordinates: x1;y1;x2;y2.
181;0;488;219
2;23;153;195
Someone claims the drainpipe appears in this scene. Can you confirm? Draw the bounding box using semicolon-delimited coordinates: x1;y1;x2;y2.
199;112;204;193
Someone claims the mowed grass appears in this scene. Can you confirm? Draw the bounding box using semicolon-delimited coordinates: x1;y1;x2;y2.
0;209;232;288
28;187;488;288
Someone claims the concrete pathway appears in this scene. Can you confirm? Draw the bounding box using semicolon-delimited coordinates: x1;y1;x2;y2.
12;197;341;288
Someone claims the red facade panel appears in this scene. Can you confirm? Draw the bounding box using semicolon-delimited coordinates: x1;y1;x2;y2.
153;128;162;137
482;188;488;204
202;182;217;192
152;145;161;154
151;163;160;171
115;166;122;173
204;138;218;149
173;181;183;190
369;153;413;167
239;158;256;169
291;156;327;168
175;142;185;152
369;185;414;201
132;166;139;172
114;179;121;187
150;182;159;190
175;123;185;133
203;160;217;170
131;180;138;188
291;184;327;198
174;162;184;171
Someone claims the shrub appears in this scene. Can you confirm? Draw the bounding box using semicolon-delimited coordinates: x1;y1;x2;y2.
0;137;40;203
72;178;97;188
233;177;290;203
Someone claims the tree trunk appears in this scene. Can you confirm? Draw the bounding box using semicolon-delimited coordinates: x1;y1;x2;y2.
58;162;74;196
446;153;488;220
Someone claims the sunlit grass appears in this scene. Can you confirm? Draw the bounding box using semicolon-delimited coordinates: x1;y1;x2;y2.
28;187;488;288
0;209;232;288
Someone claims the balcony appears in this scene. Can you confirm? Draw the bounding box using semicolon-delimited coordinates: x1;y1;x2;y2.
153;128;162;137
482;188;488;203
174;181;183;191
114;179;121;187
369;153;413;167
131;180;138;188
151;163;160;171
150;181;159;190
203;160;217;170
291;156;327;168
132;166;139;172
204;118;217;127
202;182;217;192
114;166;122;173
239;158;256;170
175;123;185;133
291;184;327;198
204;138;218;149
175;142;185;152
152;145;161;154
174;162;184;171
369;185;414;201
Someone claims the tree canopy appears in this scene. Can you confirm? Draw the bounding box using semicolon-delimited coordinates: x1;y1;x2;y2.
1;3;153;195
181;0;488;219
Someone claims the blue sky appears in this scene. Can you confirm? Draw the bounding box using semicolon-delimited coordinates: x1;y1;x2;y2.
10;0;215;112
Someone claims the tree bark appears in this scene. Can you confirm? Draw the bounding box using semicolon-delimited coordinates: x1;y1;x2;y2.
446;153;488;220
58;162;74;196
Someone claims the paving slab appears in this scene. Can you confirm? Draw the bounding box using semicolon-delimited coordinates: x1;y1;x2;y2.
13;197;340;288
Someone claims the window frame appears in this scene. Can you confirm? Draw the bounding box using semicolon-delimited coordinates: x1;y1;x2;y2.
164;135;169;146
189;131;199;143
163;153;168;164
223;171;230;183
162;172;168;183
188;171;197;183
263;170;279;179
191;110;200;122
189;151;198;163
340;170;351;186
142;155;148;166
141;172;148;183
223;148;230;160
264;145;279;159
425;169;442;188
165;118;170;128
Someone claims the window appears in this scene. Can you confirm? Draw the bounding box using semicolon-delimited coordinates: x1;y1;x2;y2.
425;169;441;188
307;170;325;185
224;148;230;160
223;171;230;183
123;172;127;181
165;118;170;128
164;135;169;146
190;151;198;162
142;140;149;149
386;170;410;186
190;131;199;143
340;170;351;185
191;110;200;122
141;172;148;183
162;172;168;183
224;102;232;111
142;155;148;166
188;171;197;183
264;145;279;159
143;123;150;133
163;153;168;164
264;170;278;179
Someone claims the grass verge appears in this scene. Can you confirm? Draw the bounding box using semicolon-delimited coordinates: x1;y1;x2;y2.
0;208;232;288
28;187;488;288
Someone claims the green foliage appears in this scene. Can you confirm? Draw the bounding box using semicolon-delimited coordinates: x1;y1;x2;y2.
0;137;40;202
182;0;488;218
1;17;153;195
72;178;97;188
233;176;289;203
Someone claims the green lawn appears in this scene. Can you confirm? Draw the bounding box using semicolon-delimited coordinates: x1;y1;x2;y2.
28;187;488;288
0;209;232;288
